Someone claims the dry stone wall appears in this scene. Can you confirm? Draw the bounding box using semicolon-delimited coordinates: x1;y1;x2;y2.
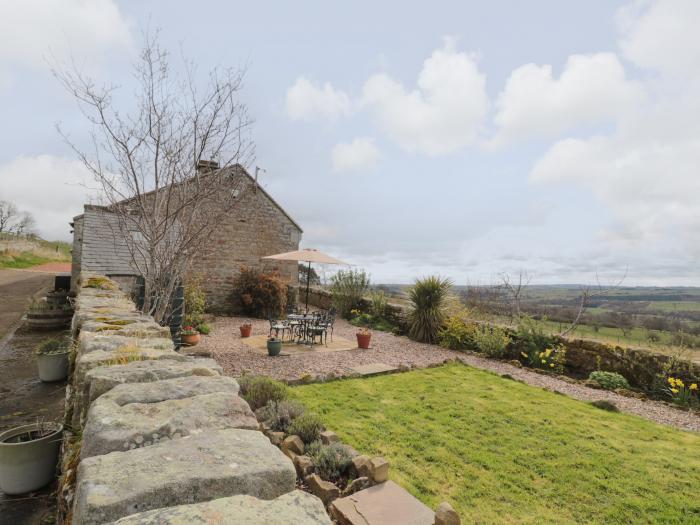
61;273;331;524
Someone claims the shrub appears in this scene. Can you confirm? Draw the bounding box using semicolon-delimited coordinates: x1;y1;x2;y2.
231;266;288;318
589;400;619;412
349;311;397;333
184;275;206;328
287;412;324;444
36;338;68;355
407;276;453;344
196;322;211;335
589;371;630;390
473;325;510;358
369;290;388;318
256;400;306;432
515;316;564;371
665;377;699;407
238;375;288;410
305;440;353;482
439;317;478;351
330;269;370;318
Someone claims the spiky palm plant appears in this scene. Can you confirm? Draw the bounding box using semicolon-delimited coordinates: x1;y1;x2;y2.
408;276;453;343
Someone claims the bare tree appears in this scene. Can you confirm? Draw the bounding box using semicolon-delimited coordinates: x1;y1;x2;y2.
54;33;254;323
13;212;36;237
559;269;628;337
0;201;18;234
500;270;531;321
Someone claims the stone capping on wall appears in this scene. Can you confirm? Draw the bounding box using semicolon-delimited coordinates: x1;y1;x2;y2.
59;273;332;525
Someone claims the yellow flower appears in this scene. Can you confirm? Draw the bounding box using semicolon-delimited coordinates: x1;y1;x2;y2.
549;363;555;368
521;352;528;358
671;388;679;394
539;352;544;358
690;384;698;391
667;377;676;386
541;360;547;365
545;349;553;357
677;379;684;387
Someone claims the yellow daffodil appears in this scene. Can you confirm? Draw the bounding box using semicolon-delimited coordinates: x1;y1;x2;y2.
667;377;676;386
690;384;698;391
549;363;555;368
671;388;679;394
541;360;547;365
677;379;684;387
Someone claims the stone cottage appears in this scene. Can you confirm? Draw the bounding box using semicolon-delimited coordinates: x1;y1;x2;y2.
70;164;302;312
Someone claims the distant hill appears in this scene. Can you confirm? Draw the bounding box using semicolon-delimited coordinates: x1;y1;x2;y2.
0;234;71;269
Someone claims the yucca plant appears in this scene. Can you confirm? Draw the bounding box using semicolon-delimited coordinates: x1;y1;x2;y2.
408;276;453;343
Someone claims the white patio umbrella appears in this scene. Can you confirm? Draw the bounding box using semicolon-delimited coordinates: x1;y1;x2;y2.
262;248;348;311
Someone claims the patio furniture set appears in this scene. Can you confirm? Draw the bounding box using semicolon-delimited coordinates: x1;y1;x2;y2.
269;308;336;347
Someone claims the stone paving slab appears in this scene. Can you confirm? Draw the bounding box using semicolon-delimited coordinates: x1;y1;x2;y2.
73;428;297;525
350;363;398;377
111;490;332;525
331;481;434;525
82;390;258;458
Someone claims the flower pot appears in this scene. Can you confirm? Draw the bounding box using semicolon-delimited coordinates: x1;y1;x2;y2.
181;332;200;346
357;333;372;349
36;352;69;382
0;422;63;495
267;339;283;357
27;308;72;330
240;325;252;338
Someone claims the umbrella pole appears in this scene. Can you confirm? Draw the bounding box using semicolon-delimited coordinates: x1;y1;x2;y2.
305;260;311;312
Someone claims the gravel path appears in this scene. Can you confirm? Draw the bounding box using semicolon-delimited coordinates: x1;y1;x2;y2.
205;316;700;433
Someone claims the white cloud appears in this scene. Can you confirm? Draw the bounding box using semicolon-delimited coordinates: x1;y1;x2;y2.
0;155;97;241
331;138;381;173
492;53;642;145
530;1;700;259
285;77;352;121
361;38;488;155
0;0;132;80
618;0;700;77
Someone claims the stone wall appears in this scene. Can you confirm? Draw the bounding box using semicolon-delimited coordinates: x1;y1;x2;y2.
60;274;330;524
192;175;301;313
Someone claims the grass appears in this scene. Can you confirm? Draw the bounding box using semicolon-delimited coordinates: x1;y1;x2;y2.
292;363;700;524
0;236;71;269
0;251;57;269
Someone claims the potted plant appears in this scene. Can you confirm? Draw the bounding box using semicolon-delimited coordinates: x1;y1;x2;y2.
357;328;372;349
240;322;253;338
36;338;70;382
267;336;283;357
180;326;201;346
0;421;63;495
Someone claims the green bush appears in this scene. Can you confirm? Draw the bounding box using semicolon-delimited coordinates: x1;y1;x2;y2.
439;317;478;351
231;266;288;318
305;441;353;482
473;325;510;358
349;312;397;333
238;375;288;411
256;400;306;433
287;412;324;444
184;275;206;327
196;322;211;335
408;276;453;344
589;371;630;390
515;316;565;371
369;290;388;318
36;338;69;355
330;269;370;318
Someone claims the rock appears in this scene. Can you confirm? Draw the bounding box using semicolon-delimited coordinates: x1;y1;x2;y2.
434;501;460;525
294;455;314;477
78;332;174;355
369;457;389;483
351;455;372;478
341;476;371;497
111;490;332;524
81;390;258;458
305;474;340;505
584;379;603;389
320;430;338;445
331;480;434;525
282;435;305;456
73;428;296;525
268;431;285;446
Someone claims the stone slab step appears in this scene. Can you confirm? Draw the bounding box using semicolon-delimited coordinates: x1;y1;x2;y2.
82;390;258;458
350;363;398;377
73;428;297;525
331;481;434;525
111;490;332;524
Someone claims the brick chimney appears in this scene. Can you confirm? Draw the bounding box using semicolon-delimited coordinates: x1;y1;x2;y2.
196;159;219;174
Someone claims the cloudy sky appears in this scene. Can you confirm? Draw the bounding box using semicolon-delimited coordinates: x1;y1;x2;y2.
0;0;698;285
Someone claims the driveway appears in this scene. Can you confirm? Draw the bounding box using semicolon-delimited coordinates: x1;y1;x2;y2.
0;269;54;341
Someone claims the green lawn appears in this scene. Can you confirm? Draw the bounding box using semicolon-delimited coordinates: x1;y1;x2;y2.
292;363;700;524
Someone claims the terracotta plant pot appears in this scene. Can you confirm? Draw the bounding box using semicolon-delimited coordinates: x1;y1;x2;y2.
357;332;372;349
181;332;200;346
267;339;282;357
240;325;252;338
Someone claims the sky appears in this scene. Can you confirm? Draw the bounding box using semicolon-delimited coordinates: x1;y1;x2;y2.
0;0;698;286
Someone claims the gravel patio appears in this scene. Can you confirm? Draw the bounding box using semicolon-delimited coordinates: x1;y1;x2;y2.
203;316;700;433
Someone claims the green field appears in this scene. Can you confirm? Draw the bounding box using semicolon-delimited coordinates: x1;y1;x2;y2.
0;237;71;269
293;364;700;524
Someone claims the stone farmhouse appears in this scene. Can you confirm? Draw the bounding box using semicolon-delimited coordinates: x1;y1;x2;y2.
70;164;302;312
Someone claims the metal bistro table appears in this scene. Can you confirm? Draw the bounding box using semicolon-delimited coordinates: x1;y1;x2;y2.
287;313;319;346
